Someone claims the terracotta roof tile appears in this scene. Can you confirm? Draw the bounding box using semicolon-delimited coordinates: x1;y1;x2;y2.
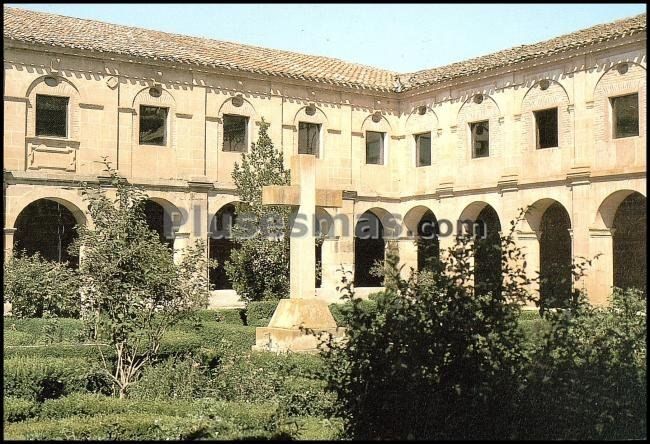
3;7;646;93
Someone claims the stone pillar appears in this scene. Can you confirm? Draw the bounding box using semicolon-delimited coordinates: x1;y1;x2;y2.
4;227;16;260
397;237;418;280
588;228;614;306
517;229;541;307
173;232;190;265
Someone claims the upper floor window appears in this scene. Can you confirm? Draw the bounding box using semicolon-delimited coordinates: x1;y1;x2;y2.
298;122;321;156
534;108;558;149
365;131;385;165
611;93;639;139
139;105;168;146
223;114;248;152
470;120;489;158
415;132;431;167
35;94;68;138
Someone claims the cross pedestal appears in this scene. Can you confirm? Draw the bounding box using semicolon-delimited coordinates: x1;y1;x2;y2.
252;154;345;353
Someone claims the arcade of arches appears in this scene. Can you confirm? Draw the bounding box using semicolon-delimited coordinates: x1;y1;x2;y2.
6;191;646;306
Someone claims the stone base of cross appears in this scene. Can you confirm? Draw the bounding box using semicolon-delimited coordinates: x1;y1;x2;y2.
252;154;345;353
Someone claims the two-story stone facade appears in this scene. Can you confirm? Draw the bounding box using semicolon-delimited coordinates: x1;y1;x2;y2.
3;7;646;308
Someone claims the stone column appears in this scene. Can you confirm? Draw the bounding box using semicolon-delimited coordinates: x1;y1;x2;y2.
517;229;541;307
173;232;190;265
588;228;614;306
397;236;418;280
4;228;16;260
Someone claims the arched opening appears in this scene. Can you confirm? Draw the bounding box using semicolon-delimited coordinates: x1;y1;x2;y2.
354;210;385;287
474;205;502;297
13;198;81;267
539;202;572;307
143;199;175;252
209;203;237;290
612;192;646;292
416;210;440;272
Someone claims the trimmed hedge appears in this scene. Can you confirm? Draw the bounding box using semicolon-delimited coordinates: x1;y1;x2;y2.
4;398;40;423
4;396;283;440
3;318;86;345
4;343;113;361
3;357;113;401
246;301;279;327
329;300;378;327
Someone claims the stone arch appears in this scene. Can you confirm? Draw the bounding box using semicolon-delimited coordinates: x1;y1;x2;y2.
25;75;81;140
593;61;647;95
143;198;181;251
612;192;646;291
354;208;390;287
404;205;440;272
533;200;573;307
521;79;571;110
209;202;239;290
594;189;646;230
7;190;88;229
361;113;393;133
292;105;329;158
456;93;501;119
12;197;86;266
524;197;571;233
133;86;177;149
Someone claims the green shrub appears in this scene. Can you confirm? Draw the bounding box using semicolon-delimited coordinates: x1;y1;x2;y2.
213;309;246;325
246;301;279;326
3;253;81;318
3;357;113;401
328;299;377;327
3;344;113;361
174;322;257;356
129;356;211;401
3;318;85;345
293;416;345;440
5;398;284;440
518;288;647;440
4;398;40;423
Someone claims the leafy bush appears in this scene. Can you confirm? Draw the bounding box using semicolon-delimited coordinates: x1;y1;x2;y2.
3;253;81;318
319;213;536;440
4;357;113;401
517;288;647;440
213;309;246;325
4;343;112;361
4;398;40;423
246;300;279;326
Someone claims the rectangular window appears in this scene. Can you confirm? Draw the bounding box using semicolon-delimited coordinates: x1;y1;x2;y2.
365;131;385;165
534;107;558;149
35;94;68;137
298;122;321;156
470;120;489;158
139;105;168;146
611;93;639;139
223;114;248;152
415;132;432;167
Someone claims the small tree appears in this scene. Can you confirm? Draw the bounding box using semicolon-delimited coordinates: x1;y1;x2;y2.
225;118;292;304
70;159;214;398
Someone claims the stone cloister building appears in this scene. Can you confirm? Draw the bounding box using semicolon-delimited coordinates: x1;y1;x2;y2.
3;7;646;308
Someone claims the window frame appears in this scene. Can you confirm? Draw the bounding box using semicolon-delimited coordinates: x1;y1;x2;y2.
365;130;385;165
35;94;69;138
414;132;432;167
534;107;559;149
610;93;639;140
222;114;250;153
298;121;321;157
138;105;169;146
470;120;490;159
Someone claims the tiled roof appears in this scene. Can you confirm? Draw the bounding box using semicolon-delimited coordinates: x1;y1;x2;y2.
3;7;646;93
400;13;647;90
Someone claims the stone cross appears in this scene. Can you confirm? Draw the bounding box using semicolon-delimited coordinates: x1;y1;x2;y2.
262;154;343;299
